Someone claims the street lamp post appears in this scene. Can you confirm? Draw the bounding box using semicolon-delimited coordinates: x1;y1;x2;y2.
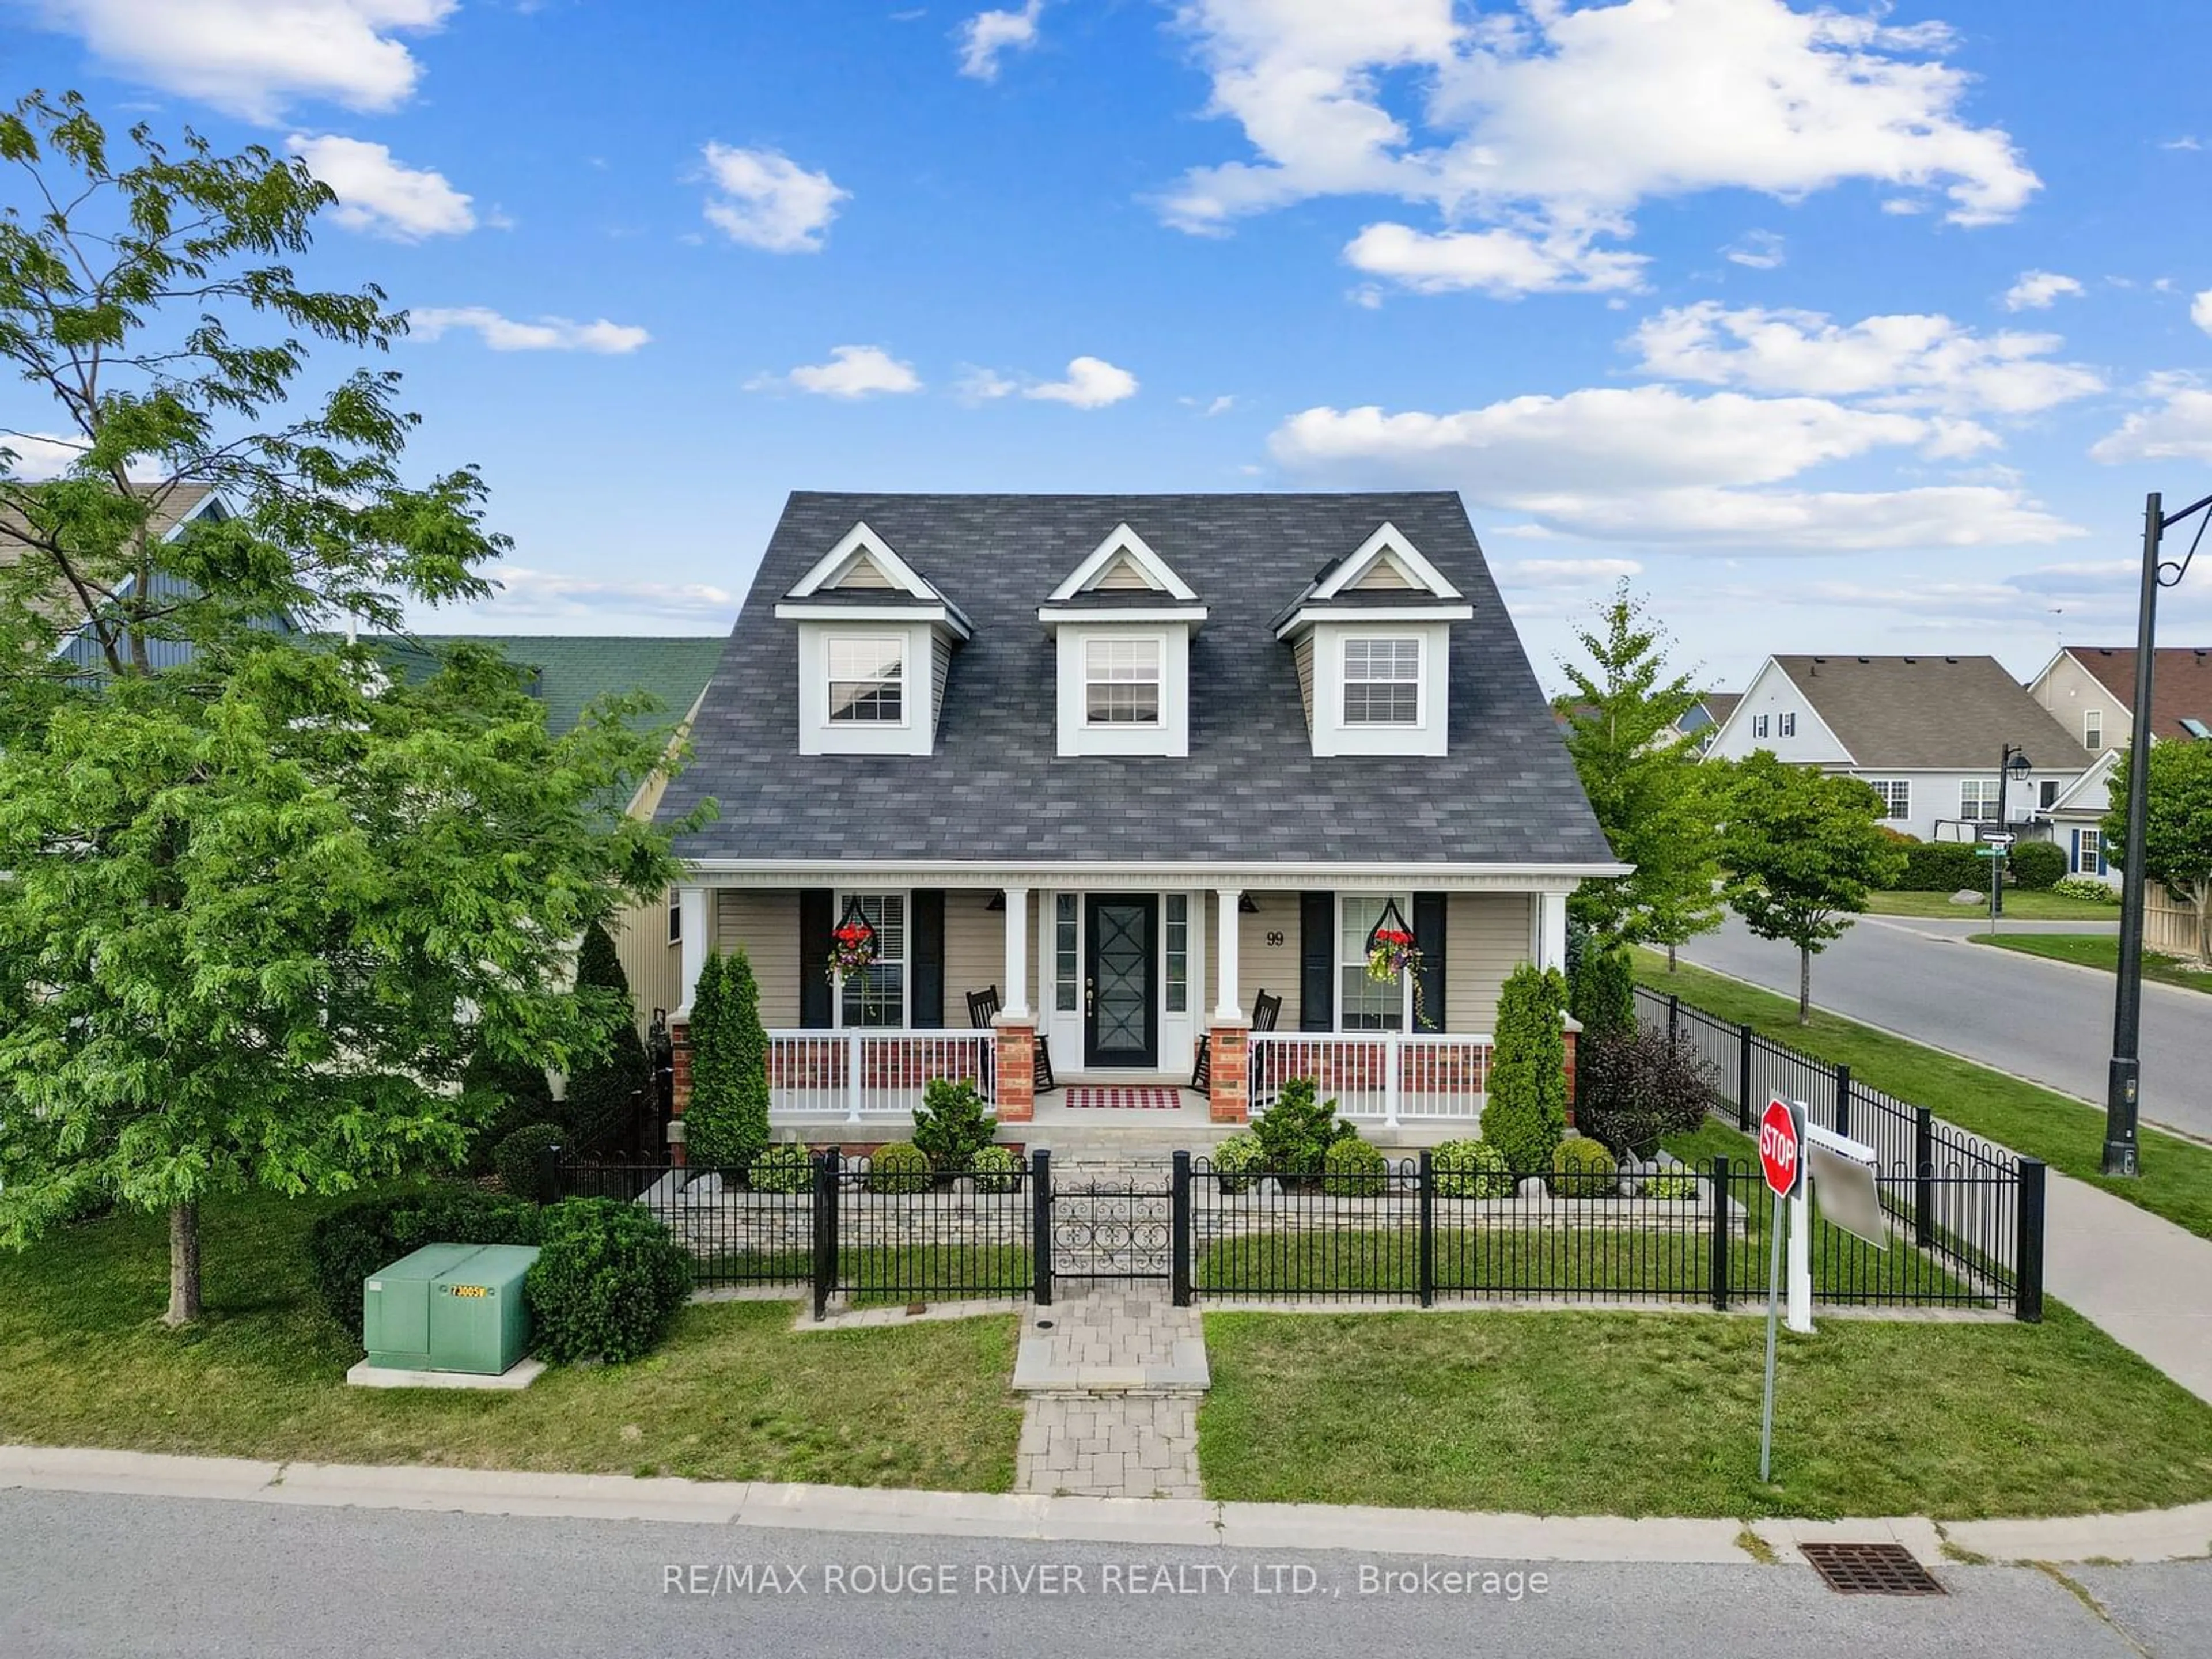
2104;488;2210;1178
1990;745;2032;923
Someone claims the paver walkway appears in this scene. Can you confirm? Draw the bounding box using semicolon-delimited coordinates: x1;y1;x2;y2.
1012;1286;1209;1501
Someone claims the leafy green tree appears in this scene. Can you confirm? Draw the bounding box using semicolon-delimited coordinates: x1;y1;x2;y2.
1556;582;1722;960
0;95;694;1325
1483;964;1569;1171
685;949;771;1171
1717;752;1907;1022
562;922;649;1155
2104;741;2212;960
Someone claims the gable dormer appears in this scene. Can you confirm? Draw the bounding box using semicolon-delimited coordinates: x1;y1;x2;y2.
1036;524;1206;759
1272;523;1471;759
774;522;971;756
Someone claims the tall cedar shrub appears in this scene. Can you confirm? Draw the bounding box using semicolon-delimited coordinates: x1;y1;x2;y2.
562;922;649;1154
1484;964;1568;1172
1569;942;1635;1040
684;949;771;1171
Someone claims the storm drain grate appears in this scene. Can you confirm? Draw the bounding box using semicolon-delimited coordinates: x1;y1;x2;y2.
1800;1543;1946;1596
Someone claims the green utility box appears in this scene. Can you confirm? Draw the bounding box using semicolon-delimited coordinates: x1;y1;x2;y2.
363;1243;540;1375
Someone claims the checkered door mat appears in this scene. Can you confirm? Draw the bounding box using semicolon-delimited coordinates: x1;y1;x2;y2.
1063;1085;1188;1111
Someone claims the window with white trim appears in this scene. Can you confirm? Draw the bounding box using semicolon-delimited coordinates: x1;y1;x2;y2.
1337;891;1411;1032
836;892;907;1028
1342;637;1421;726
2075;829;2104;874
1778;712;1796;737
1055;895;1078;1013
826;637;904;724
1083;637;1161;725
2084;709;2103;748
1164;895;1188;1014
1868;779;1910;820
1960;779;2000;823
666;888;682;945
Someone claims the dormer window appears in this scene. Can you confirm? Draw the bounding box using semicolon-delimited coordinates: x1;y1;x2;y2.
827;637;904;724
1343;637;1421;726
1040;524;1203;758
1085;637;1161;726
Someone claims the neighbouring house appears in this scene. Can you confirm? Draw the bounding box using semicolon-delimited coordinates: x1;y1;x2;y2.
1675;691;1740;754
634;491;1623;1149
2027;646;2212;884
1702;654;2094;844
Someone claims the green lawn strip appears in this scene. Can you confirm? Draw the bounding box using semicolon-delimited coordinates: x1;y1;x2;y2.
1197;1305;2212;1519
694;1246;1034;1308
0;1193;1022;1493
1969;932;2212;995
1869;890;2119;922
1635;953;2212;1241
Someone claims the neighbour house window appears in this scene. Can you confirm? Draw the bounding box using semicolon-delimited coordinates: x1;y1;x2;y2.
2076;830;2104;875
1961;779;2000;823
1342;637;1421;726
1779;713;1797;737
1868;780;1910;820
826;637;904;724
666;889;682;946
1164;894;1188;1014
1338;892;1411;1032
2040;780;2060;809
1084;637;1161;725
1753;715;1770;739
1055;895;1078;1014
2084;709;2103;749
836;892;907;1028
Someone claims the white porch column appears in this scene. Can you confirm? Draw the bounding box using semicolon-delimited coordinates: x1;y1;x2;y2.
1535;890;1569;975
1213;888;1244;1022
1001;887;1032;1017
675;885;710;1015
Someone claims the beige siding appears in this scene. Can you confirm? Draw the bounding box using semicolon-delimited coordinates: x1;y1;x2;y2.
1198;892;1302;1029
1352;555;1415;591
716;889;801;1027
611;892;682;1036
1445;893;1531;1034
1293;634;1315;732
2032;652;2128;752
943;895;1007;1020
1094;552;1156;590
831;552;893;589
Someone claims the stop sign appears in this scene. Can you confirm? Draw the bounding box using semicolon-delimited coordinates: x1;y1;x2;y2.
1759;1097;1802;1197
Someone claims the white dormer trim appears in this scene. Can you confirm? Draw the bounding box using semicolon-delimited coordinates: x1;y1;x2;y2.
789;522;939;603
1049;523;1199;603
1036;603;1208;627
1312;523;1461;603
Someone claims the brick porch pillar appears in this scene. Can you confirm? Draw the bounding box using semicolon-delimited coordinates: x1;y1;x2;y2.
994;1016;1035;1123
668;1018;693;1168
1208;1020;1250;1123
1561;1012;1581;1131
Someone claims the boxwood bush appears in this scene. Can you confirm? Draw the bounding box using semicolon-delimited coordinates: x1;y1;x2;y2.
1321;1135;1388;1197
1433;1138;1511;1199
526;1198;694;1365
1550;1136;1619;1198
306;1187;542;1342
1210;1131;1264;1194
865;1141;932;1194
493;1122;566;1203
746;1142;814;1194
967;1143;1020;1194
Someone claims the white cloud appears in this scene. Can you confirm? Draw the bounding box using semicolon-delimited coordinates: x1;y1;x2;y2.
485;567;736;626
756;345;923;399
2002;270;2085;311
957;1;1044;81
1162;0;2037;274
0;430;90;481
2190;291;2212;335
699;143;848;253
2090;377;2212;463
1025;355;1139;408
406;308;650;354
1343;220;1645;297
286;134;473;240
1494;557;1645;586
1268;385;2082;549
955;366;1020;402
1629;302;2104;415
32;1;454;122
2161;136;2202;151
1180;394;1238;416
1722;229;1786;270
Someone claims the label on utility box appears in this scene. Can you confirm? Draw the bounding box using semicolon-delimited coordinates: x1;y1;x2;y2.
444;1285;491;1298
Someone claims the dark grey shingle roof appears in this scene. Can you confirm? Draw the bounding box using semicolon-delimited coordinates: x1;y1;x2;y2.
661;492;1613;867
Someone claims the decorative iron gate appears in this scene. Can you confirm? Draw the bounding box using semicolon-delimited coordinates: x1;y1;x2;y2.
1032;1150;1190;1304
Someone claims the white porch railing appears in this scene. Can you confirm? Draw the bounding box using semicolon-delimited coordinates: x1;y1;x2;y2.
767;1030;994;1122
1248;1031;1490;1126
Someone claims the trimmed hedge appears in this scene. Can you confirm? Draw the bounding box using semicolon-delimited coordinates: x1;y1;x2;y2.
2010;839;2066;890
493;1122;566;1204
746;1142;814;1194
1892;841;1988;892
527;1198;694;1364
306;1187;543;1342
1321;1136;1389;1197
1551;1136;1619;1198
1211;1131;1264;1195
866;1141;931;1195
968;1144;1020;1194
1569;942;1635;1040
563;922;649;1156
1434;1138;1512;1199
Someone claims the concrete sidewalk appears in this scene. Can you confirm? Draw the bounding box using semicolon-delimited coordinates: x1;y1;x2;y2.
3;1444;2207;1567
2044;1173;2212;1405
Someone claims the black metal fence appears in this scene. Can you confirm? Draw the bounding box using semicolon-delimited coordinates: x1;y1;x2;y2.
1634;984;2044;1318
557;1121;2042;1319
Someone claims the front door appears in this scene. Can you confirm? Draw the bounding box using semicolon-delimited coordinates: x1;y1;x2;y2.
1084;895;1158;1069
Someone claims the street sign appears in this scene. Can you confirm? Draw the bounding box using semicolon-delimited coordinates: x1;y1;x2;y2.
1984;832;2016;846
1808;1142;1888;1249
1975;846;2008;858
1759;1097;1803;1198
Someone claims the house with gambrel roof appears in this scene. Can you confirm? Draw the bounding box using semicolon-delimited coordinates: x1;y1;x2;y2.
637;491;1622;1147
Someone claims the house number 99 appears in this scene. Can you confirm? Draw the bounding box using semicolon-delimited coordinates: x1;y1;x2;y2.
1265;930;1285;947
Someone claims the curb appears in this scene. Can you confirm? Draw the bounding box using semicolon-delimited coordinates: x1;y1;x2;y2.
3;1445;2207;1566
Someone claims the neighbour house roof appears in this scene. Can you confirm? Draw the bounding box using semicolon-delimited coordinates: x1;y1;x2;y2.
1695;691;1741;728
1766;654;2096;772
2065;647;2212;743
660;491;1617;870
368;634;725;737
0;481;219;632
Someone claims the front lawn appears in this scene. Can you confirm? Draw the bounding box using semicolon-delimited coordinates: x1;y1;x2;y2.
1635;954;2212;1242
0;1192;1022;1492
1869;889;2119;922
1971;931;2212;995
1199;1305;2212;1520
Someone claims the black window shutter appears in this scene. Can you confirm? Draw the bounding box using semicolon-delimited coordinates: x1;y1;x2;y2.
1299;891;1335;1032
1412;892;1447;1032
910;889;945;1028
798;888;834;1029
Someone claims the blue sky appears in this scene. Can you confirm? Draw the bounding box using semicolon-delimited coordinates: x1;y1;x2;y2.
5;0;2212;693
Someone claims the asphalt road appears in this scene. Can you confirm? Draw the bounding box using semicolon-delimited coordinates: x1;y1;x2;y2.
1675;912;2212;1141
2;1490;2205;1659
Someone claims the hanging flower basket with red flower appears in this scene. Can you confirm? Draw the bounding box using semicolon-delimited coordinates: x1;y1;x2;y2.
828;896;878;979
1363;897;1432;1028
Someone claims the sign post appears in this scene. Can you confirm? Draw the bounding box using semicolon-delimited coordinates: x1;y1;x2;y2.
1757;1096;1804;1484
